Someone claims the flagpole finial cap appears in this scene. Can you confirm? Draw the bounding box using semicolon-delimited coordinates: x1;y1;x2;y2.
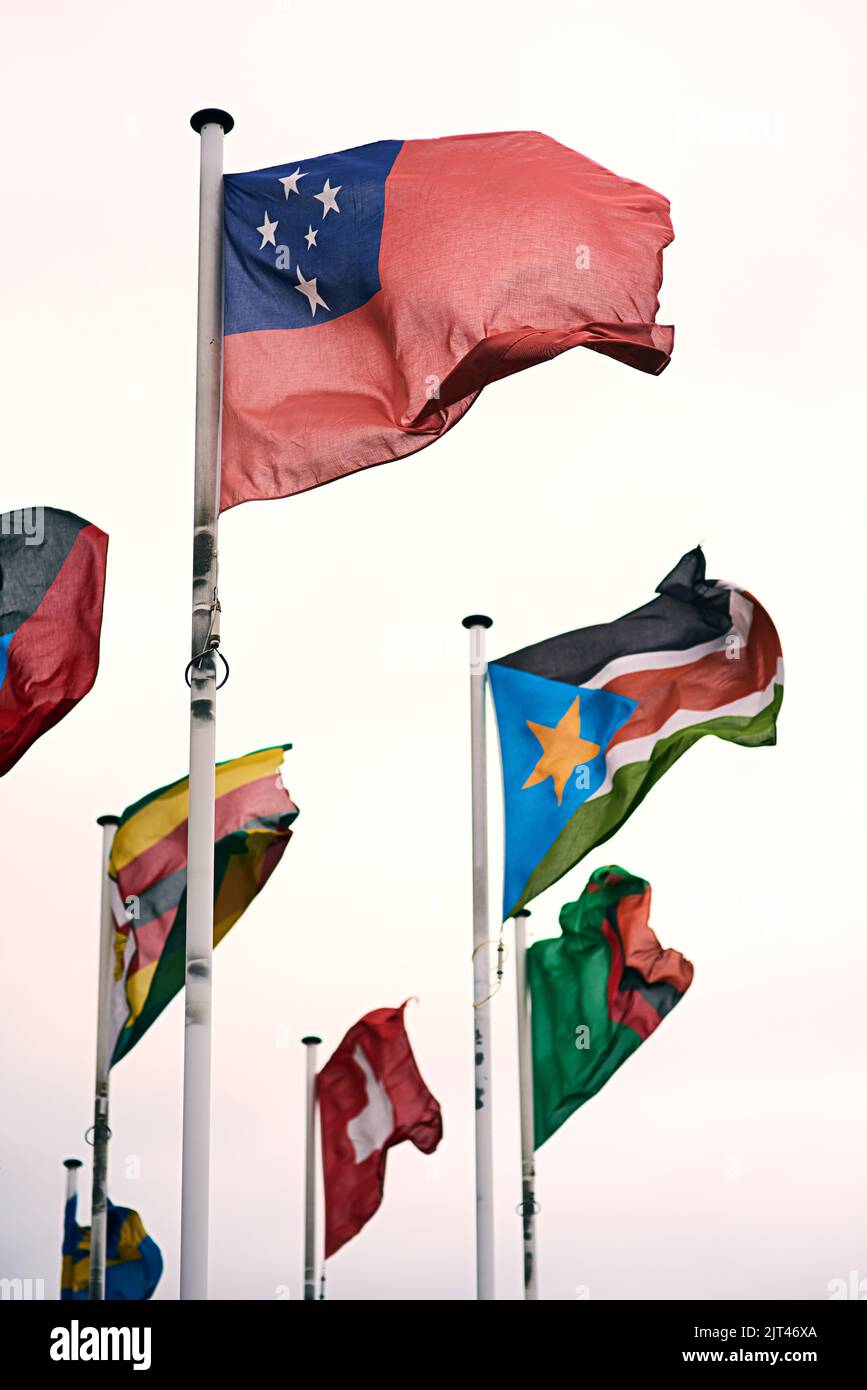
462;614;493;629
190;108;235;135
515;909;531;918
63;1158;83;1169
301;1035;322;1046
96;814;121;827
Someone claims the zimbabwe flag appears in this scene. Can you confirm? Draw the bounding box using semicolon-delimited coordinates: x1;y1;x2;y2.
529;866;693;1147
489;548;783;918
107;745;298;1065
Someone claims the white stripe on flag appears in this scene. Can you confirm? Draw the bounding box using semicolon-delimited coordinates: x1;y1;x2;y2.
588;657;784;802
582;587;753;692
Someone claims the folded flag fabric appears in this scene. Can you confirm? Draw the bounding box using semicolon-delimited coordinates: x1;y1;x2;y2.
529;866;693;1147
318;1004;443;1257
489;547;783;918
221;132;673;511
61;1196;163;1300
0;507;107;776
108;744;298;1065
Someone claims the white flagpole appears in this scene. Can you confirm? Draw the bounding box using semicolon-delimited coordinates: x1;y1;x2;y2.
62;1157;83;1298
89;814;120;1300
301;1036;321;1301
181;107;234;1302
514;909;539;1299
462;613;495;1301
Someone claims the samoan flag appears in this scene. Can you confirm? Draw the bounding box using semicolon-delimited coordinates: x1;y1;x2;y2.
0;508;107;777
221;132;674;510
61;1196;163;1300
489;548;784;919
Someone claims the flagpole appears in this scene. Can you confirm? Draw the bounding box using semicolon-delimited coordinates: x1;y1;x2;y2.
181;107;233;1302
89;814;119;1300
301;1035;321;1301
62;1158;82;1298
514;909;539;1299
462;613;495;1301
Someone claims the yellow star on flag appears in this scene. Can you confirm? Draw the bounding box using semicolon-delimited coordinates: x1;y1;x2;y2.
522;696;601;806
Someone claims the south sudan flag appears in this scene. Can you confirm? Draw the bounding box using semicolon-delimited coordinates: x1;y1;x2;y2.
489;547;783;918
529;866;693;1148
0;507;107;777
61;1196;163;1300
108;744;298;1065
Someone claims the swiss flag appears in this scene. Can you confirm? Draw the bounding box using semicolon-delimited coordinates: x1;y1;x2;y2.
318;1004;443;1258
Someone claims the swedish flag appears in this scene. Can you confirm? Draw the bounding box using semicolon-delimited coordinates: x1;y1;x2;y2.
61;1195;163;1300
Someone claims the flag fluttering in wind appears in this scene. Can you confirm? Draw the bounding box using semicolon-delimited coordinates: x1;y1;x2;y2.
61;1196;163;1300
0;507;107;776
318;1004;443;1257
108;744;298;1065
220;132;674;510
529;866;693;1147
489;548;784;918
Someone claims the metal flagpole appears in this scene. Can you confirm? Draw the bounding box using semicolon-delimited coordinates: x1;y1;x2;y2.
89;814;120;1300
462;613;495;1300
514;909;539;1299
301;1036;321;1301
182;107;234;1302
62;1158;83;1297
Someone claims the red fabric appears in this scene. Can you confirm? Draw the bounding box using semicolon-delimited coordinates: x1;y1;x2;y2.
318;1004;442;1258
0;523;108;776
221;131;673;510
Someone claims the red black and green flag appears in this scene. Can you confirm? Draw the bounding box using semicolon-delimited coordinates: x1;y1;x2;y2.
529;866;693;1147
0;507;107;777
489;547;783;918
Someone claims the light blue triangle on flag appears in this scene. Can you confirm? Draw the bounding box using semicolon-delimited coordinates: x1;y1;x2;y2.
488;662;637;918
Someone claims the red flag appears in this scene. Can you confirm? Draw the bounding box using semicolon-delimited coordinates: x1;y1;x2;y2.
318;1004;443;1258
221;132;673;510
0;509;107;777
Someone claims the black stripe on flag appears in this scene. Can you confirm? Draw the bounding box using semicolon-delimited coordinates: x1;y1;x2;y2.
494;547;732;686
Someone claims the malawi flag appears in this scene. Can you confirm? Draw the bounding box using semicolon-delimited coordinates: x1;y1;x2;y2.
0;508;107;776
107;745;298;1065
319;1004;443;1258
489;547;784;918
529;866;693;1147
221;132;673;510
61;1196;163;1300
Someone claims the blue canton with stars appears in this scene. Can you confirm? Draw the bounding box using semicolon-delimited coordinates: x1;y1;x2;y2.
223;140;403;335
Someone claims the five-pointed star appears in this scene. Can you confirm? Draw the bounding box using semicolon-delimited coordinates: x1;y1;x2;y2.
256;211;279;248
304;224;318;249
279;168;305;197
522;696;600;806
314;178;341;218
294;265;329;317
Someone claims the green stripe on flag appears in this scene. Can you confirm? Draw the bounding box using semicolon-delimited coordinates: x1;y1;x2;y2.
509;684;783;916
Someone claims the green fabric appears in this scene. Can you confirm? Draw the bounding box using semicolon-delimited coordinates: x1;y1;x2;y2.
512;684;782;916
528;867;652;1148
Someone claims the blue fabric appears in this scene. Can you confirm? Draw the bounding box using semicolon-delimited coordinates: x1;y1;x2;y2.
224;140;403;335
0;631;13;692
488;662;636;918
61;1195;163;1301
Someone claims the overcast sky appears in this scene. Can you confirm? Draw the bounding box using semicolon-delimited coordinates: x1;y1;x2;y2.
1;0;864;1300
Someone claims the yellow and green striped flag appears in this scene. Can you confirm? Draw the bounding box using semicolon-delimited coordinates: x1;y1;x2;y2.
107;744;298;1066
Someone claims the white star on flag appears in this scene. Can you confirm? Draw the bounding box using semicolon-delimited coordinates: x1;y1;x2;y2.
256;211;279;249
279;168;305;197
294;265;329;317
314;178;341;218
304;225;318;249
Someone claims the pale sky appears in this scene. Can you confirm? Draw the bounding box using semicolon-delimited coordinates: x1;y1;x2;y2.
1;0;864;1301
